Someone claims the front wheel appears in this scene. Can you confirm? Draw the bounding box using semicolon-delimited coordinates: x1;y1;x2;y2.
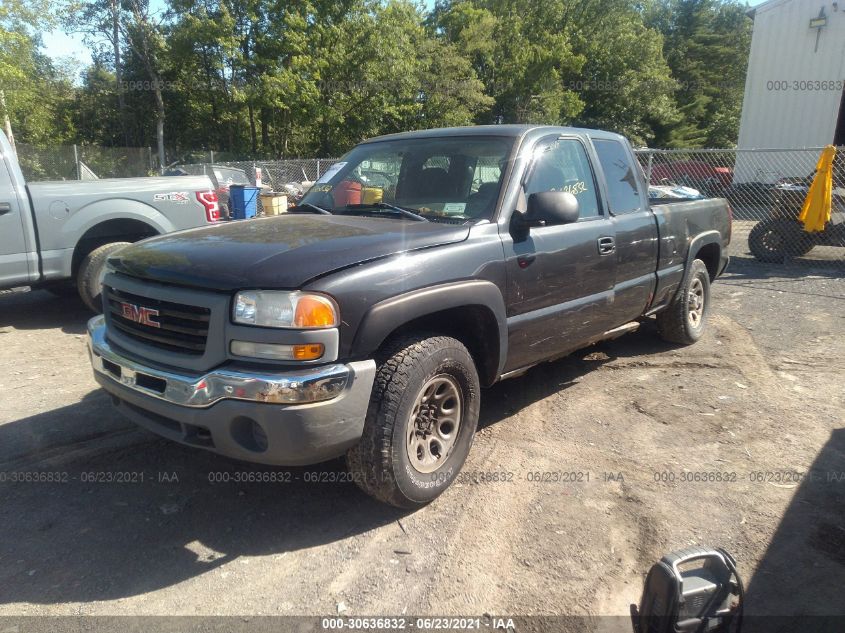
656;259;711;345
346;334;480;508
77;242;131;312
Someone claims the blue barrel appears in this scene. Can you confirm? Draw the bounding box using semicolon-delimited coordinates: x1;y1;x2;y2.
229;185;260;219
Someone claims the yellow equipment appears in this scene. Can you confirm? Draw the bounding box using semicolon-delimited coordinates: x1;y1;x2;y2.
798;145;837;232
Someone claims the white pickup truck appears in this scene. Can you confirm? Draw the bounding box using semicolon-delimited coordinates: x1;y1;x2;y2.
0;132;220;310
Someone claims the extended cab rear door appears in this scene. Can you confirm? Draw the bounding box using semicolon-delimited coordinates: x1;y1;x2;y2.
590;136;659;323
0;137;38;287
502;135;617;371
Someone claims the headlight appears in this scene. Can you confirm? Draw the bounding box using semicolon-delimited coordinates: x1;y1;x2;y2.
232;291;339;328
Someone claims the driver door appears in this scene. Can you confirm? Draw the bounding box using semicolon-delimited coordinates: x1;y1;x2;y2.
503;136;617;371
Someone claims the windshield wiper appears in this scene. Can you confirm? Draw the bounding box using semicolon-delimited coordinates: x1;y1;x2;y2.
290;202;332;215
345;203;429;222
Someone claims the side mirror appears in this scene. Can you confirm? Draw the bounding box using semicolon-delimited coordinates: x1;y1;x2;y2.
526;191;580;225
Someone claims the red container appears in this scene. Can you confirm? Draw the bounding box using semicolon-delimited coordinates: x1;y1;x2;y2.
333;180;362;207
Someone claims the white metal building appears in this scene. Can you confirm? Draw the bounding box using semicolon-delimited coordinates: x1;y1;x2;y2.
734;0;845;182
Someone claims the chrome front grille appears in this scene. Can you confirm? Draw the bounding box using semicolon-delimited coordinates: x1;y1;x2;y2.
105;286;211;355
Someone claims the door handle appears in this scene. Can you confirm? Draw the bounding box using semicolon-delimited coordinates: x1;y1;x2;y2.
0;202;11;215
597;236;615;255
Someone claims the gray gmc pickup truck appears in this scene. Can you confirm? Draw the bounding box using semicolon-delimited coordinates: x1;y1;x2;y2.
0;131;220;310
86;125;731;508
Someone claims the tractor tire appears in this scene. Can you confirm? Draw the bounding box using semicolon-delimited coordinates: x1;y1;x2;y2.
749;219;814;263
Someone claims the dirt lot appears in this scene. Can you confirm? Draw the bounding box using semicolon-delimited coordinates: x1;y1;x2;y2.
0;258;843;630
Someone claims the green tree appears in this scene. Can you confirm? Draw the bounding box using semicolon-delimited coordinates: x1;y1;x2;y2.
434;0;586;125
72;59;125;145
647;0;751;147
68;0;169;164
5;0;754;160
122;0;168;168
165;0;242;154
304;0;491;156
1;0;71;149
432;0;678;145
65;0;131;143
565;0;679;146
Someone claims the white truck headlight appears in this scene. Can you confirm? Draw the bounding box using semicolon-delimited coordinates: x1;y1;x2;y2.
232;291;339;329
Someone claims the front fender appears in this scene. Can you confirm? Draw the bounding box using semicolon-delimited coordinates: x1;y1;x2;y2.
351;280;509;382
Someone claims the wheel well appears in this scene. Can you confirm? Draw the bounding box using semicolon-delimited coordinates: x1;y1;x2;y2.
694;242;721;280
72;219;158;275
378;305;501;387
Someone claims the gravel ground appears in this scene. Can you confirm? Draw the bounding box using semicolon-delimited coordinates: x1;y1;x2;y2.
0;260;842;630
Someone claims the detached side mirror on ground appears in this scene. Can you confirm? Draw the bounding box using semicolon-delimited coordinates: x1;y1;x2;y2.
527;191;580;225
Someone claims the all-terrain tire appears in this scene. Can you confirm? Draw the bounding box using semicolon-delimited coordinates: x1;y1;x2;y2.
77;242;131;312
656;258;711;345
748;219;814;263
347;334;481;509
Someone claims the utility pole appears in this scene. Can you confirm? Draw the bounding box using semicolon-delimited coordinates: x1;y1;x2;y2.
112;0;129;145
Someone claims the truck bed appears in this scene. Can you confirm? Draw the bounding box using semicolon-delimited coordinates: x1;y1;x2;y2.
650;197;731;311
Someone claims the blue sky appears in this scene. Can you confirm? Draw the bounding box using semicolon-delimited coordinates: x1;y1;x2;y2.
43;0;168;67
42;0;766;67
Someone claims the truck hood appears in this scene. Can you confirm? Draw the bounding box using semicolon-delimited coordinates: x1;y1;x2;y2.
108;214;470;291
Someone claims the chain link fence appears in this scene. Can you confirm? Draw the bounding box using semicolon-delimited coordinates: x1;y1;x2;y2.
178;158;334;189
12;141;843;269
15;143;157;181
206;149;845;269
13;145;313;182
635;147;845;269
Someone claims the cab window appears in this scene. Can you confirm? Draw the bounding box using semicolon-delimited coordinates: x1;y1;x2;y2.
524;138;600;219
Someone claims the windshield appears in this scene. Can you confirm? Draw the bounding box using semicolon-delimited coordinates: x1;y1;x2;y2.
300;136;514;221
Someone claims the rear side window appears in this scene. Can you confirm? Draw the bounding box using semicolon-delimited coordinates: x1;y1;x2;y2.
593;139;642;214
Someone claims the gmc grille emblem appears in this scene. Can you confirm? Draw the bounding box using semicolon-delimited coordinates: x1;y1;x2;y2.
120;302;161;328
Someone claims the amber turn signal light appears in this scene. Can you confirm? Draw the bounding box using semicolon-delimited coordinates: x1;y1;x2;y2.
293;295;338;328
292;344;325;360
230;341;325;361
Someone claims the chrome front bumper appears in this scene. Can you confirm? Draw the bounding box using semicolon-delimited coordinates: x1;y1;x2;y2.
87;315;366;407
87;316;377;465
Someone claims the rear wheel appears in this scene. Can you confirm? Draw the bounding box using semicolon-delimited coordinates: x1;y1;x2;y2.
77;242;131;312
346;334;480;508
749;219;814;262
656;259;711;345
